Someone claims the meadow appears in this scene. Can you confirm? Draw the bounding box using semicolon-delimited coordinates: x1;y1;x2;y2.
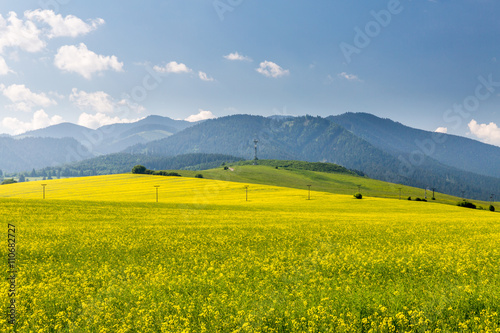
1;174;500;332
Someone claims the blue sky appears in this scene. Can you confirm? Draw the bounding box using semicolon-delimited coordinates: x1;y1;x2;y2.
0;0;499;146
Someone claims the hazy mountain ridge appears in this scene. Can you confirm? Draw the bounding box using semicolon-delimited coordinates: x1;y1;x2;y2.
0;136;93;172
125;115;400;173
14;115;195;155
329;112;500;179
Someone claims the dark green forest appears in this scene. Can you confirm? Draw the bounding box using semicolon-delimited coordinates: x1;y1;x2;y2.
11;153;243;180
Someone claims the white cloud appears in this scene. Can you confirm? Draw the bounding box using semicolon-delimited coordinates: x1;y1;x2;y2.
0;56;12;75
77;112;141;129
0;10;104;56
338;72;362;82
70;88;114;113
70;88;145;115
184;109;216;122
116;99;146;114
0;12;45;54
256;61;289;78
468;120;500;146
198;71;214;82
223;52;252;61
0;84;57;111
25;9;104;38
2;109;63;135
54;43;123;79
435;127;448;134
153;61;192;74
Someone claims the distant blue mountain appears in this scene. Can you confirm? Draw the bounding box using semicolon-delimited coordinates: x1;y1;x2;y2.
328;112;500;179
15;115;195;155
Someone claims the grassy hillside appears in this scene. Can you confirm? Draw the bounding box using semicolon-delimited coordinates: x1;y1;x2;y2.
234;159;365;176
1;175;499;331
179;165;495;208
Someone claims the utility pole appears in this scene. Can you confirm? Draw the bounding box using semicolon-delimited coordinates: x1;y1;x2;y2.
432;188;436;200
307;185;311;200
397;187;402;200
154;185;160;203
245;185;249;201
41;184;47;199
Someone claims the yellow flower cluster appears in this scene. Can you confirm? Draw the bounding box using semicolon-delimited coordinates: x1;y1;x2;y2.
0;175;499;331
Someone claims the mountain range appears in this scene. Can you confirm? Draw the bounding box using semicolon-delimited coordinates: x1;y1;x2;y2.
124;114;500;200
329;113;500;179
1;113;499;201
15;115;194;155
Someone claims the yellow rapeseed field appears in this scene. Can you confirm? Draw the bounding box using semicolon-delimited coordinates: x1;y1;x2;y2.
1;175;500;332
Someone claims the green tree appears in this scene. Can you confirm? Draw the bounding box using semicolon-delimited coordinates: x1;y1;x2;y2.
132;165;147;174
18;175;25;182
1;178;17;185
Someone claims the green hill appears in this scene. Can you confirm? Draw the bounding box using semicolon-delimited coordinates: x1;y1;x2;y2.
234;159;365;176
176;162;495;208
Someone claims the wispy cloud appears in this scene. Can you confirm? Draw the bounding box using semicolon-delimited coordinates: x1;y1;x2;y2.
70;89;115;113
77;112;142;130
198;71;214;82
153;61;192;74
338;72;362;82
223;52;252;62
256;61;289;78
185;109;216;122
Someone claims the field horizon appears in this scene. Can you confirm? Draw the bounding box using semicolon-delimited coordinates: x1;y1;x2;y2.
1;165;496;209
